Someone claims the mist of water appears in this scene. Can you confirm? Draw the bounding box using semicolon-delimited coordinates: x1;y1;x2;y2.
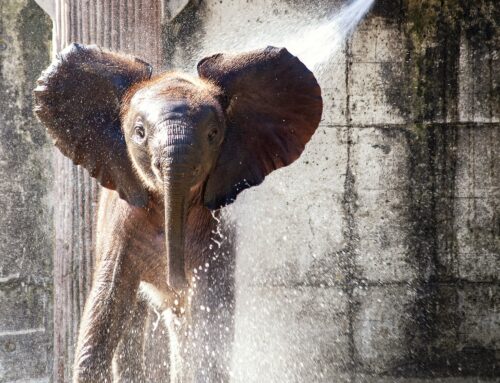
234;0;375;71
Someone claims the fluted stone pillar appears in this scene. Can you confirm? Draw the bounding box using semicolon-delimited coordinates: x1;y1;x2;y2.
35;0;164;380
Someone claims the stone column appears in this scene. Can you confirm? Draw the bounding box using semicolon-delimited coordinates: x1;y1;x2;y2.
35;0;164;381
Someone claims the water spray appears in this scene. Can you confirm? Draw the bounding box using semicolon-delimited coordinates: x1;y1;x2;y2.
236;0;376;71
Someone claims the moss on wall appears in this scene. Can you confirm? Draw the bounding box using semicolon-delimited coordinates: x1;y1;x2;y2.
383;0;498;124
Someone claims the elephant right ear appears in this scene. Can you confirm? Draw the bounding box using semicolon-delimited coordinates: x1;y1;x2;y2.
34;43;152;207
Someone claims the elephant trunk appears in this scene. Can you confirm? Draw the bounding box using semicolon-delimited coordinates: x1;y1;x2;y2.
163;168;190;291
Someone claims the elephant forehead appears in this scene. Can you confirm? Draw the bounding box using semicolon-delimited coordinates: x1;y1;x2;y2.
124;73;224;127
139;98;191;122
134;98;218;127
133;73;207;102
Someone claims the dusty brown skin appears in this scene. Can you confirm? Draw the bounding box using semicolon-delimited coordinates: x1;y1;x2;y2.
34;43;322;382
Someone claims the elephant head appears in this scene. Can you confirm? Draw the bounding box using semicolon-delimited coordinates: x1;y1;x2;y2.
34;43;322;291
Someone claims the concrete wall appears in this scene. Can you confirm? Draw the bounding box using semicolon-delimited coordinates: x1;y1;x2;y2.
1;0;497;382
166;0;499;381
0;1;53;382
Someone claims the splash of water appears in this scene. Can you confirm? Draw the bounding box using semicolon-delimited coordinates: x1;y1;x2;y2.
284;0;375;69
238;0;375;71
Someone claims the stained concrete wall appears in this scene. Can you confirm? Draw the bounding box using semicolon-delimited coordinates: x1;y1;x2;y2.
0;1;53;382
166;0;499;381
1;0;497;382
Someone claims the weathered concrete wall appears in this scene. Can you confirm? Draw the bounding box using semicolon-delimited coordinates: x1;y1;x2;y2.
2;0;496;382
0;1;53;382
166;0;499;381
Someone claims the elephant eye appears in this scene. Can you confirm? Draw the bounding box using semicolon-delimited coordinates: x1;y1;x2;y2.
208;128;218;142
133;125;146;143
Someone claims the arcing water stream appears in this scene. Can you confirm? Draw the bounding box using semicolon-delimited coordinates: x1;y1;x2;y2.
274;0;375;70
236;0;376;71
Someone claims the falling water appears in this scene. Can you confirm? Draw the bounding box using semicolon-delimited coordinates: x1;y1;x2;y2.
218;1;376;381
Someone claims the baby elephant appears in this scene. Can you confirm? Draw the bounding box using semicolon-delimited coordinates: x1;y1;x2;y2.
34;43;322;382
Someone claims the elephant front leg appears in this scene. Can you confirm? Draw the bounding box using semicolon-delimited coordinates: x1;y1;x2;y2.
165;261;236;383
112;297;149;383
165;295;235;383
73;251;141;383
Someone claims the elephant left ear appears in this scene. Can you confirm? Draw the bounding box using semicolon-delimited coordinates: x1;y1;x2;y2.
197;46;323;210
